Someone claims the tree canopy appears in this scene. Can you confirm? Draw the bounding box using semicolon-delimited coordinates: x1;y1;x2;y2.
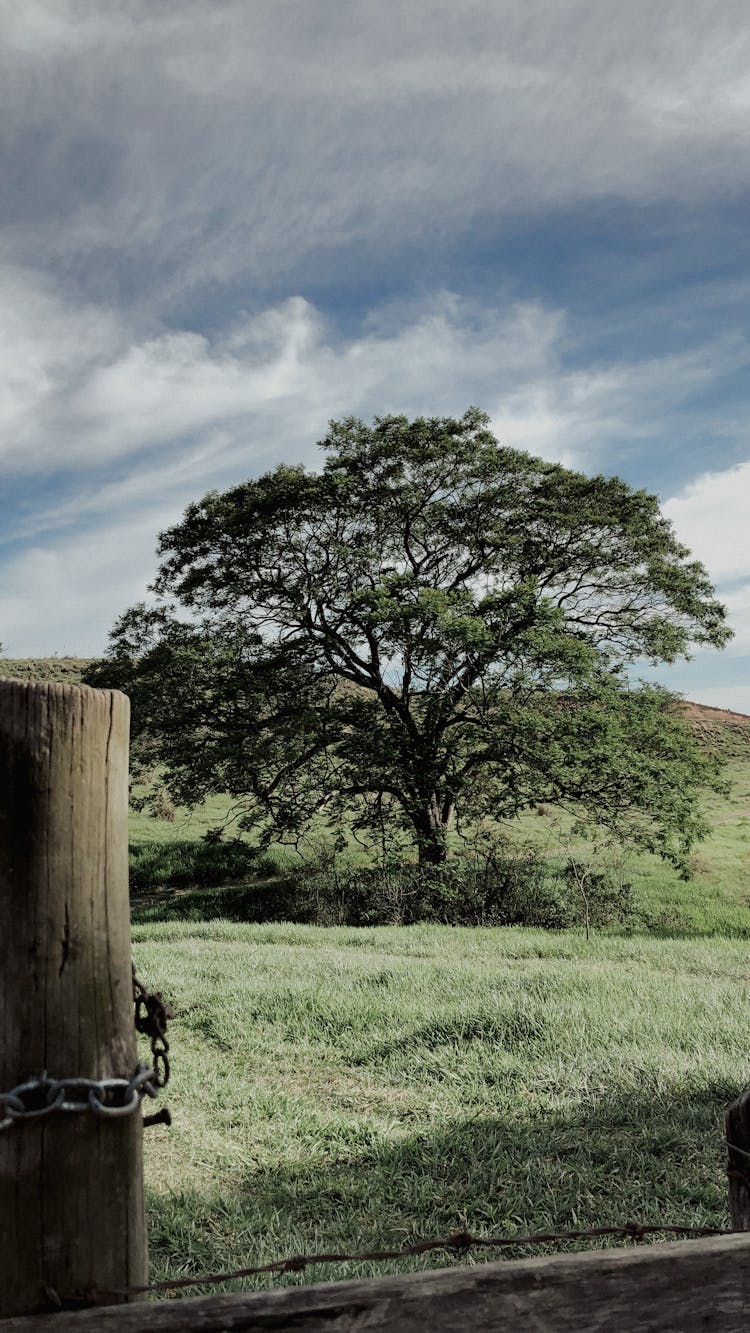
90;409;730;865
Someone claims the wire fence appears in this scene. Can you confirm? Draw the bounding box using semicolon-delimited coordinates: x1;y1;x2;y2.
78;1218;733;1305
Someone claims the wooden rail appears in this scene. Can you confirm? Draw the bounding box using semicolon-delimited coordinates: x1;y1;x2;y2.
1;1232;750;1330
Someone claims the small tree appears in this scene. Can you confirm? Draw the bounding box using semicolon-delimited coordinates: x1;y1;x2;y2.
88;409;730;865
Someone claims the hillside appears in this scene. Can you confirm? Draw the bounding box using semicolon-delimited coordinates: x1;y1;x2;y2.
0;657;94;686
676;700;750;758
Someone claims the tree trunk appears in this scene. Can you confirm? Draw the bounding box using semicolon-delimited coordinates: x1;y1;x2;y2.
412;796;452;865
418;838;448;866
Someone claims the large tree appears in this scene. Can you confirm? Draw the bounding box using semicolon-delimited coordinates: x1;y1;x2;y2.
91;409;730;864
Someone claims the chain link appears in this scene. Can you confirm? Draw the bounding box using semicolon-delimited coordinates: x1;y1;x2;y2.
0;964;174;1132
132;964;173;1089
0;1065;157;1132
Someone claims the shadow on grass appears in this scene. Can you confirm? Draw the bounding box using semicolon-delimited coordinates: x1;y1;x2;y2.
130;840;260;896
146;1078;740;1292
130;875;315;925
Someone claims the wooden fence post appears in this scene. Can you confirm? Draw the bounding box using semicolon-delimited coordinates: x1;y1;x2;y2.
726;1090;750;1230
0;679;146;1317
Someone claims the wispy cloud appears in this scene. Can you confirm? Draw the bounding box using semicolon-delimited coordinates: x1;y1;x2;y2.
3;1;750;309
7;277;749;489
2;0;750;694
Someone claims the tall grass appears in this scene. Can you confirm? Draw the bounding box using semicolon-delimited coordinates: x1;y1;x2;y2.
133;922;750;1295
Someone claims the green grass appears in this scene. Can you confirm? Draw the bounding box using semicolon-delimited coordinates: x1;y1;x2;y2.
134;921;750;1295
507;759;750;937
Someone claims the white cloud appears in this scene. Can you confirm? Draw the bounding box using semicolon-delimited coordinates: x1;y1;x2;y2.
0;511;167;657
664;461;750;584
0;266;126;459
6;280;747;491
662;464;750;664
714;583;750;657
3;289;573;479
489;338;750;468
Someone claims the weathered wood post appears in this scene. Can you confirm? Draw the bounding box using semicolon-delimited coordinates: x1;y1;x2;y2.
726;1091;750;1230
0;679;146;1317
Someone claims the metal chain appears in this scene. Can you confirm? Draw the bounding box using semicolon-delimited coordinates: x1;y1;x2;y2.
0;965;174;1133
0;1065;157;1132
132;963;173;1090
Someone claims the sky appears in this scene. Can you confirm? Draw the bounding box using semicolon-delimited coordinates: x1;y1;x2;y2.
0;0;749;709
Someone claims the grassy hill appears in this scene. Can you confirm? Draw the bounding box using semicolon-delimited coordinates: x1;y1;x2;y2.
677;700;750;759
0;657;94;685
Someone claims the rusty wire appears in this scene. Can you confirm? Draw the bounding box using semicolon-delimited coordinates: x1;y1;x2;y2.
86;1220;731;1302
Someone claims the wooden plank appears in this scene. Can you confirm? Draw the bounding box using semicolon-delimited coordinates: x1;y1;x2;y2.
1;1234;750;1331
0;680;146;1318
727;1091;750;1230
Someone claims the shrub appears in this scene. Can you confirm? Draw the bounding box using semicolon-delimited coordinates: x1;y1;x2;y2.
561;858;636;937
151;787;176;822
129;839;259;893
129;840;635;933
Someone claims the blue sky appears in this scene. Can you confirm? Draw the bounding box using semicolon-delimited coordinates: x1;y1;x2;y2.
1;0;749;709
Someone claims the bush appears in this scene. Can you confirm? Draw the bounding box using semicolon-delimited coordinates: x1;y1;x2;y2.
129;839;259;893
130;845;634;933
151;787;176;822
127;820;637;934
561;858;636;935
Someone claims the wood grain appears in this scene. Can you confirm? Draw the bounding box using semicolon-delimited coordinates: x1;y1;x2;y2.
0;680;146;1318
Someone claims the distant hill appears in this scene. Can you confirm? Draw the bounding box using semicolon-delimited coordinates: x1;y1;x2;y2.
676;700;750;759
0;658;94;686
677;700;750;724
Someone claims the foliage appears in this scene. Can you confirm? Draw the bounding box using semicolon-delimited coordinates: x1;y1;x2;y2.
89;408;730;865
130;832;635;932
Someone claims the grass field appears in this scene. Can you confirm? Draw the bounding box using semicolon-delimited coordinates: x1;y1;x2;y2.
134;921;750;1294
4;661;750;1295
128;745;750;1293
